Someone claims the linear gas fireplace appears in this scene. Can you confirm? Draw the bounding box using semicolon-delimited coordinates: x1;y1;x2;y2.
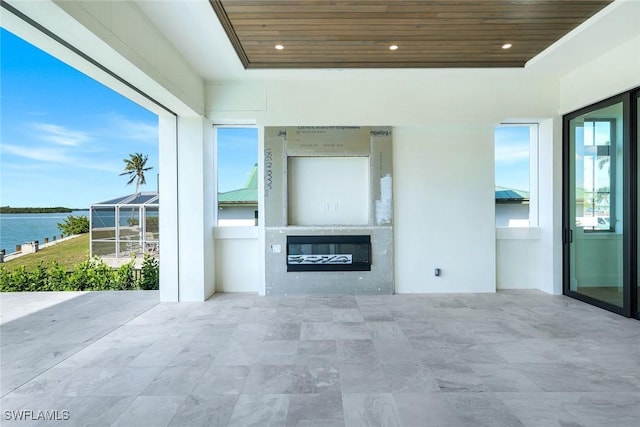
287;235;371;272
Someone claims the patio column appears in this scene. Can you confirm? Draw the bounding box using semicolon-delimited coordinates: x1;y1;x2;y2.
159;115;215;301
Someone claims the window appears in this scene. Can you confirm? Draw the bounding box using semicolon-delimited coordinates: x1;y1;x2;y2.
495;123;538;227
215;126;258;226
576;119;615;231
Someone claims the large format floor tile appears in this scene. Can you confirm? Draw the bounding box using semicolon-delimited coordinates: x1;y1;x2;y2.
1;290;639;426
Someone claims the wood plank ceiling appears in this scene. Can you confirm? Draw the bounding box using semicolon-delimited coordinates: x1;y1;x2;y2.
209;0;612;69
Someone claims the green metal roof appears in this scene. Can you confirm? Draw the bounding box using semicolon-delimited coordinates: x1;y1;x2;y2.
219;174;530;204
495;186;529;203
218;165;258;204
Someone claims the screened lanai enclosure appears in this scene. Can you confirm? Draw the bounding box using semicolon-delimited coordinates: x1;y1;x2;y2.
90;193;159;264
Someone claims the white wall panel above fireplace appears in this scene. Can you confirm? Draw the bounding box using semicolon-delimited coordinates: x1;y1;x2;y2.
287;156;370;226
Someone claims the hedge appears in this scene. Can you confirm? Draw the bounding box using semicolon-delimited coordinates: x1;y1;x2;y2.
0;254;159;292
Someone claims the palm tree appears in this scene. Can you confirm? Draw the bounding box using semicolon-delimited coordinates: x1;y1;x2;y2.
120;153;153;194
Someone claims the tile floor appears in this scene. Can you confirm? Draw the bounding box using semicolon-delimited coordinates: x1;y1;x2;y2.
1;290;639;426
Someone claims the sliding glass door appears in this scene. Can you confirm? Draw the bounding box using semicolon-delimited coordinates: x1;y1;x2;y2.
564;88;640;318
563;91;640;317
637;92;640;318
565;97;626;313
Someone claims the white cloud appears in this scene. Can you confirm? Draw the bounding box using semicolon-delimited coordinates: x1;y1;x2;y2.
1;143;71;163
495;145;529;164
108;113;158;142
0;161;53;172
31;122;91;146
1;143;119;173
78;160;121;173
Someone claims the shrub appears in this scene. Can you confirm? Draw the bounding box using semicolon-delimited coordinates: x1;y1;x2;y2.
146;216;159;232
0;266;29;292
0;267;10;291
66;257;112;290
115;260;137;290
66;258;93;291
47;261;69;291
28;262;49;291
88;259;117;291
57;215;89;235
0;256;160;292
139;254;159;290
0;265;47;292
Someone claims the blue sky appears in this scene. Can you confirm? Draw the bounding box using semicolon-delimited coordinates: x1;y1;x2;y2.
1;26;528;207
494;125;531;192
217;127;258;193
1;28;159;208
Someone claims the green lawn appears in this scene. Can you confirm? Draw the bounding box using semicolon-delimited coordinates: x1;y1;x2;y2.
3;234;90;271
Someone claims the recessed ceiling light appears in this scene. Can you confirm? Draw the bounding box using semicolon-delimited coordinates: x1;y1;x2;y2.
501;43;513;50
275;44;284;50
389;44;399;51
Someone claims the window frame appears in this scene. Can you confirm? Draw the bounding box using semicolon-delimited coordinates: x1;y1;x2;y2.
494;122;539;228
213;124;259;227
580;118;616;233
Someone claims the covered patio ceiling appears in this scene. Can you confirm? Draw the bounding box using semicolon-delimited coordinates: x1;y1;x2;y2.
209;0;613;69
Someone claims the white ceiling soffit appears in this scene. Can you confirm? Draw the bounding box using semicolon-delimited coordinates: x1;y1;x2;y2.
136;0;638;82
135;0;244;81
526;0;640;76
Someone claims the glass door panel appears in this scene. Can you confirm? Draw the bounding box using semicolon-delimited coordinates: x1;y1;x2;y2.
637;94;640;316
568;101;624;308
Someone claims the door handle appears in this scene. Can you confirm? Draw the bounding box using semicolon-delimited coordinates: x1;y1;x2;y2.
563;228;574;244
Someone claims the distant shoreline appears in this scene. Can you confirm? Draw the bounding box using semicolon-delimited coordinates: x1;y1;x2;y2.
0;207;88;214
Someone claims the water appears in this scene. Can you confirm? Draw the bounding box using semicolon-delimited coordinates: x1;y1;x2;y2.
0;211;89;253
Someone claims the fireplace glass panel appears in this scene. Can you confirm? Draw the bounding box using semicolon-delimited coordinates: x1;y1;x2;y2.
287;235;371;271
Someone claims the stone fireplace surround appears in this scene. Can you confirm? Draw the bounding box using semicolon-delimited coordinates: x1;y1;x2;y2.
264;126;393;296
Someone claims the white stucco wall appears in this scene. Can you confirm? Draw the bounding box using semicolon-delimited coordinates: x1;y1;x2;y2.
207;72;560;294
11;0;636;299
158;116;179;301
176;117;215;301
214;227;259;292
496;228;543;290
50;0;205;116
559;34;640;114
393;125;496;293
496;205;530;227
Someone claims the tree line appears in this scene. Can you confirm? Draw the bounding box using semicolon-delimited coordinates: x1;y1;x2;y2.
0;207;76;214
